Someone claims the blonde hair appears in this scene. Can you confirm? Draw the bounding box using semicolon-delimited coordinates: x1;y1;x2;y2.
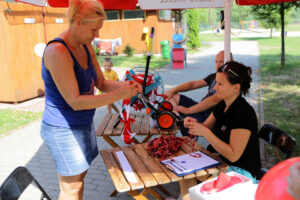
67;0;106;24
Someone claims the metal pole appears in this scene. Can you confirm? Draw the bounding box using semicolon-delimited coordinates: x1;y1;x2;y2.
224;0;232;63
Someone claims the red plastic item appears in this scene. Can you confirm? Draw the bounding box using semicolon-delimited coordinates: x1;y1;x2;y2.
172;48;185;69
201;172;243;194
255;157;300;200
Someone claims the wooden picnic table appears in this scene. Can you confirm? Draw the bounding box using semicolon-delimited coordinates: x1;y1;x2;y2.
100;138;229;200
96;113;178;147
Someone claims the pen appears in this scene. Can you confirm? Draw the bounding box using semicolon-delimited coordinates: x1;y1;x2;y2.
170;159;188;171
165;163;174;171
168;161;184;172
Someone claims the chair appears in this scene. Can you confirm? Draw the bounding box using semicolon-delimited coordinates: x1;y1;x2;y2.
259;124;296;176
0;166;51;200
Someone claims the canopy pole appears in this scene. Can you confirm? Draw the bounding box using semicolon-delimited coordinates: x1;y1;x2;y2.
224;0;232;63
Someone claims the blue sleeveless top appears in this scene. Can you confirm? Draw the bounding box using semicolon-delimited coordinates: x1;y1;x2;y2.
41;38;97;128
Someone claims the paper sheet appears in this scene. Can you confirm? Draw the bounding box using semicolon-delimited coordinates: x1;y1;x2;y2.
115;151;138;183
161;151;221;176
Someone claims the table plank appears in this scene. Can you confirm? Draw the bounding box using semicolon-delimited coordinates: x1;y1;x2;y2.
132;115;142;135
104;113;119;136
132;144;171;185
113;114;124;136
121;146;158;188
192;142;229;173
180;143;210;177
141;143;183;182
168;124;178;135
100;149;131;193
184;139;228;175
159;128;169;135
140;115;150;135
111;147;145;191
96;113;112;136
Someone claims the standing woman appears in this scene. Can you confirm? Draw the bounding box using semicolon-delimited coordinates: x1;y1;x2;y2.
181;61;261;200
41;0;141;199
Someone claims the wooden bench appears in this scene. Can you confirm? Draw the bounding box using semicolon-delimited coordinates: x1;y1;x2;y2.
100;138;229;199
96;113;178;147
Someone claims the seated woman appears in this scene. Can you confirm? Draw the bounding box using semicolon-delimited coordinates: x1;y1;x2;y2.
180;61;261;200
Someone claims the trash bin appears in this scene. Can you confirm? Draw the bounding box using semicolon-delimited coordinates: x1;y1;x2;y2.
160;40;170;59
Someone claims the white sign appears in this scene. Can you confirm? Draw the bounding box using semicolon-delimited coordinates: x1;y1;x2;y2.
55;18;64;24
24;18;35;24
139;0;226;10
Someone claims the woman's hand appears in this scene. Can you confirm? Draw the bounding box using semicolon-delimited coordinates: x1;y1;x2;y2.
165;89;176;100
173;105;189;114
117;81;142;100
184;117;209;137
184;117;197;128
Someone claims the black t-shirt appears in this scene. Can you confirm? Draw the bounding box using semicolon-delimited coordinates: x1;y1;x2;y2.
202;73;216;100
211;95;261;178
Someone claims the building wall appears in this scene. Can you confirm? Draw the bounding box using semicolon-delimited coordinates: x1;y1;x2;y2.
0;2;173;102
100;10;173;54
0;2;67;102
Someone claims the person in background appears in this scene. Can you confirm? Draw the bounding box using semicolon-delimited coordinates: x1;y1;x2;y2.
100;57;119;114
180;61;261;200
287;161;300;199
166;51;233;136
170;25;187;67
40;0;141;199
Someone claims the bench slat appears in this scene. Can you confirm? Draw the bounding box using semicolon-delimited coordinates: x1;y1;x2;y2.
140;115;150;135
141;143;183;182
111;147;145;190
100;149;130;192
132;115;142;135
121;146;158;188
132;144;171;185
104;113;119;135
96;113;112;136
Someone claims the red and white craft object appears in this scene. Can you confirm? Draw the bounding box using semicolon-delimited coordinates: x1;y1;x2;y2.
120;98;135;144
123;71;165;112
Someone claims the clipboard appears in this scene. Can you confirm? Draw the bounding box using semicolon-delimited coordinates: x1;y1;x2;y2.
161;151;221;177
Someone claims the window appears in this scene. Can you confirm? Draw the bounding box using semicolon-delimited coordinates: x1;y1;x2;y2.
123;10;145;20
159;10;172;21
106;11;119;21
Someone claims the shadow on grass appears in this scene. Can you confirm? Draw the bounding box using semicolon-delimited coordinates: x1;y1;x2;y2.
260;53;300;167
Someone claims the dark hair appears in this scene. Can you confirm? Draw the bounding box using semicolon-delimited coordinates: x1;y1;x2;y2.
103;57;113;64
217;61;252;96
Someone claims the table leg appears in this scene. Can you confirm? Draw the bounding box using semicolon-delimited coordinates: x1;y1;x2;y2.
156;185;170;196
110;189;118;197
132;137;140;144
141;135;153;143
127;190;148;200
147;187;164;200
103;135;119;147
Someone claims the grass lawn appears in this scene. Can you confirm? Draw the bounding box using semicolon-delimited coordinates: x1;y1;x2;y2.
257;37;300;166
97;55;170;69
285;23;300;32
0;109;43;137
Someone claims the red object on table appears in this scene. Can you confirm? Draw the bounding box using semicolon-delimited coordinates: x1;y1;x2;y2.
200;172;243;193
172;48;185;69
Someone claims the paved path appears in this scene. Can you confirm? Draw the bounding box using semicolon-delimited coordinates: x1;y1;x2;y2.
0;41;260;200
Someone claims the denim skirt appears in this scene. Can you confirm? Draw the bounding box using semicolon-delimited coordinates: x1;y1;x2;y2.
40;121;98;176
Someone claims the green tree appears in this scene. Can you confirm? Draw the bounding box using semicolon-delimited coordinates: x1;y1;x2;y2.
123;44;135;57
251;4;281;37
251;2;300;65
186;9;201;49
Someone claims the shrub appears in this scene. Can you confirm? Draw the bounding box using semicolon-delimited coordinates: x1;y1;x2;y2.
123;44;135;57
